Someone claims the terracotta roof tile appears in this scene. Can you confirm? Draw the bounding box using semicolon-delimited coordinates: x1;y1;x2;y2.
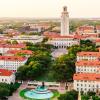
73;73;100;81
0;69;13;76
0;56;27;61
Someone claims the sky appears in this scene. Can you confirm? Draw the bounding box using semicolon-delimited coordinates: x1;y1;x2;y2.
0;0;100;18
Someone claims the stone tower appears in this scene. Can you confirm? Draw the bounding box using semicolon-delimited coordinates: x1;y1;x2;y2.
61;6;69;36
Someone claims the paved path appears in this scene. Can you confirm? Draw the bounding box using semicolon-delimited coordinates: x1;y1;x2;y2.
8;82;27;100
8;81;72;100
51;48;68;58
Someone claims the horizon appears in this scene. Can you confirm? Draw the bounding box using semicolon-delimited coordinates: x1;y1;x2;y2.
0;0;100;18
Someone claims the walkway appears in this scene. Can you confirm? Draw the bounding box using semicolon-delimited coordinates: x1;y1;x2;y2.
8;81;73;100
8;82;27;100
51;48;68;58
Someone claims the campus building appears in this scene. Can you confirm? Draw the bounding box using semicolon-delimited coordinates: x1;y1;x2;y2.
0;56;27;72
73;73;100;93
0;69;15;84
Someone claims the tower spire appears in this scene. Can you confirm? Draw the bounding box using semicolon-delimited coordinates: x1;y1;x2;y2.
61;6;69;36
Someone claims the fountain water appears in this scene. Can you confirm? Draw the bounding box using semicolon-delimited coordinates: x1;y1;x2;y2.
24;82;54;100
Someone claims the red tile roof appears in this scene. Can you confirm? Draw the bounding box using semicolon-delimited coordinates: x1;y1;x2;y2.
0;56;27;61
95;39;100;42
77;52;100;57
43;32;74;38
7;50;33;55
76;60;100;66
0;69;13;76
0;44;26;48
73;73;100;81
78;26;94;31
50;35;74;38
96;25;100;30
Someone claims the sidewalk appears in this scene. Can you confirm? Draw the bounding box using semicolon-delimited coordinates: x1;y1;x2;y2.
8;83;27;100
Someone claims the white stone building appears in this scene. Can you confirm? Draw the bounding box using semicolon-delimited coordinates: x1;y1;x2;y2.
73;73;100;93
47;36;79;48
11;35;43;44
76;60;100;73
0;44;26;54
77;52;100;61
46;6;80;48
0;69;15;84
0;56;27;72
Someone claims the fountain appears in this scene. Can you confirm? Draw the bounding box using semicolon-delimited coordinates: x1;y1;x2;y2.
24;82;54;100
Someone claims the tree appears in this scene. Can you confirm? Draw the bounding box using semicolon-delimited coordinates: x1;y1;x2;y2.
6;40;11;44
12;40;18;44
58;90;78;100
42;37;48;43
51;54;75;82
87;91;96;96
81;94;90;100
17;42;53;80
0;82;21;98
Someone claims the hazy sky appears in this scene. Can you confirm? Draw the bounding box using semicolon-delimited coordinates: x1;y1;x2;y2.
0;0;100;18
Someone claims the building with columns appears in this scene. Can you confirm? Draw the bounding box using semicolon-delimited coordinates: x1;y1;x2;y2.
46;6;80;48
61;6;69;36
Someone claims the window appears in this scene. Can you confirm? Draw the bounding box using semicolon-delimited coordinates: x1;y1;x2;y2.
2;79;4;82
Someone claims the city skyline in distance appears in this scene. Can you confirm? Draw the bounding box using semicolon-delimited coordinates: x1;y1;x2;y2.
0;0;100;18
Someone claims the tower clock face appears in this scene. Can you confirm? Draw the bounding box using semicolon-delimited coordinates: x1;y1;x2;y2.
63;6;67;11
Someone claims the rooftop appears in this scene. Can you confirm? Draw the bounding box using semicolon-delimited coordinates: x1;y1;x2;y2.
7;50;33;55
77;51;100;57
0;69;13;76
0;44;26;48
0;56;27;61
73;73;100;81
76;60;100;66
96;25;100;30
78;25;94;31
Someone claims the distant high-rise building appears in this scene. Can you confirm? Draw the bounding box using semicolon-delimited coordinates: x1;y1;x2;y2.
61;6;69;36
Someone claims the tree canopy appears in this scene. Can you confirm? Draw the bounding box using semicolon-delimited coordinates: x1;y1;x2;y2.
58;90;78;100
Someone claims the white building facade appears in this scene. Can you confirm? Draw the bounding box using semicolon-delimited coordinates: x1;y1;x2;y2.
73;51;100;93
0;44;26;54
77;52;99;61
73;73;100;93
48;36;79;48
46;6;80;48
0;56;27;72
0;69;15;84
11;35;43;44
76;60;100;73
